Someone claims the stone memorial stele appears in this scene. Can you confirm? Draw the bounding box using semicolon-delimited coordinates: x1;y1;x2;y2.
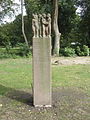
32;13;52;107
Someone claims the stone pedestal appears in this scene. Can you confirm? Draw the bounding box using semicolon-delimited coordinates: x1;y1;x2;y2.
33;37;52;107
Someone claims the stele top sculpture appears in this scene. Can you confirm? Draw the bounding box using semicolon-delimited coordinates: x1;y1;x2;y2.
32;13;51;38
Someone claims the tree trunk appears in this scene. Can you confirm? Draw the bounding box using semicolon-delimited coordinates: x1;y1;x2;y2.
21;0;29;48
52;0;61;56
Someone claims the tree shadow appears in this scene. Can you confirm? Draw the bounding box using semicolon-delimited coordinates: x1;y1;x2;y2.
0;84;33;106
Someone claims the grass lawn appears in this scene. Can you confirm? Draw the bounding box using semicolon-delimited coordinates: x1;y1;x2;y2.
0;58;90;120
0;58;90;95
52;64;90;95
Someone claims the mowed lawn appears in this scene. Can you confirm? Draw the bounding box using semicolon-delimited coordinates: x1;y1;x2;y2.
0;58;90;120
0;58;90;95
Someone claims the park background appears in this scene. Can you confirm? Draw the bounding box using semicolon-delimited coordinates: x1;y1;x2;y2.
0;0;90;120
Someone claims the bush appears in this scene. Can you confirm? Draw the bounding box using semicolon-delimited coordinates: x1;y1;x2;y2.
82;45;89;56
76;46;83;56
17;43;31;57
0;53;11;59
60;47;76;57
0;49;19;59
0;44;32;59
76;45;89;56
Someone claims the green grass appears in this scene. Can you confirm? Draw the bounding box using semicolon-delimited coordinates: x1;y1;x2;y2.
0;58;90;96
52;65;90;94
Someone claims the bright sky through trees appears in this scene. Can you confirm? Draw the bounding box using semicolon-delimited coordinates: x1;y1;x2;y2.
3;0;26;23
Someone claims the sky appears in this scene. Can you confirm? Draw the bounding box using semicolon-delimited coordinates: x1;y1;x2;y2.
76;7;82;15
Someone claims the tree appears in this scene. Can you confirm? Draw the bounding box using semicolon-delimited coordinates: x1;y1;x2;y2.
0;24;11;49
24;0;77;55
58;0;76;48
76;0;90;47
24;0;60;56
52;0;61;56
0;15;25;48
21;0;29;48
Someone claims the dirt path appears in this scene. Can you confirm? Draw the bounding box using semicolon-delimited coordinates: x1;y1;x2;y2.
52;57;90;65
0;57;90;66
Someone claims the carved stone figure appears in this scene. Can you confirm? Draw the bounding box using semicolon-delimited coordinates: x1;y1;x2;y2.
32;13;51;38
38;14;42;37
42;14;46;37
42;14;48;37
32;14;39;38
47;13;51;36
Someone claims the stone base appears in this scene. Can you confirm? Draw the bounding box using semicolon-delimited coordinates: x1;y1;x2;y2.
33;37;52;107
34;105;52;108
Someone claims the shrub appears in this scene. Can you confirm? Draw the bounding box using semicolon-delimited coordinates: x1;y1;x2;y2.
0;53;11;59
75;45;89;56
82;45;89;56
17;43;31;57
0;44;32;59
60;47;76;57
76;46;83;56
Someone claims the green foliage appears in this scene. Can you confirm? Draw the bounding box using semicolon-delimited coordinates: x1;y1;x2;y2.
58;0;90;48
0;52;11;59
24;0;78;49
0;24;11;47
0;45;32;59
76;0;90;47
59;0;76;35
65;16;84;48
0;15;25;48
82;45;89;56
76;45;89;56
0;48;17;59
17;43;31;57
25;0;51;15
60;45;90;57
58;0;77;47
60;47;76;57
1;0;90;52
76;46;82;56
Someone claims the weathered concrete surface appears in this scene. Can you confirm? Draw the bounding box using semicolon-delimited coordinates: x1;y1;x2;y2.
33;37;52;107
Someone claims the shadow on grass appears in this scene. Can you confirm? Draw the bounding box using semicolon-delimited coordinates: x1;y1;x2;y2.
0;84;33;106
